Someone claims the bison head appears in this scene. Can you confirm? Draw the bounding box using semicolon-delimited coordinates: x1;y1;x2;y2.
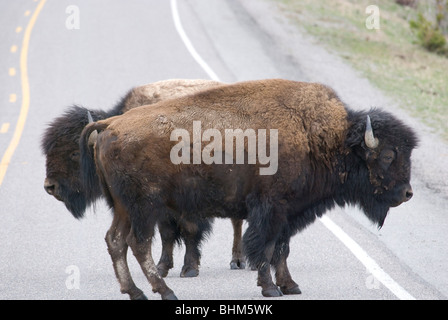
41;106;105;218
345;109;418;227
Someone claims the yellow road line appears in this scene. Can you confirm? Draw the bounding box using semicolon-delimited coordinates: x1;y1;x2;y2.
1;123;10;134
0;0;46;187
9;93;17;103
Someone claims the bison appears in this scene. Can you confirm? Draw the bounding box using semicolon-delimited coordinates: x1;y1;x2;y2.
41;79;247;281
80;79;418;299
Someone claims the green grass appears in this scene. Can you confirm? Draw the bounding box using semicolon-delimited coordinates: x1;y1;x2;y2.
274;0;448;140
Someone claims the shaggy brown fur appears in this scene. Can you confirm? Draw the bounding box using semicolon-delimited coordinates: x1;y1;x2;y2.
121;79;223;113
98;80;348;187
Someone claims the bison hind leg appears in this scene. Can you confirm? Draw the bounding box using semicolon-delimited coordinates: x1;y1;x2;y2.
127;229;177;300
230;218;246;270
105;209;147;300
124;198;177;299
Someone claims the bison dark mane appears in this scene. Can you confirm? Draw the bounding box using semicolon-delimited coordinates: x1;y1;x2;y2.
40;93;130;218
41;93;129;157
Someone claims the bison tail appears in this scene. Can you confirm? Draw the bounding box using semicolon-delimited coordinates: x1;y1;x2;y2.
79;121;108;209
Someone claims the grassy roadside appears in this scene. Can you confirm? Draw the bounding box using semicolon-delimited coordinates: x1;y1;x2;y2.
273;0;448;140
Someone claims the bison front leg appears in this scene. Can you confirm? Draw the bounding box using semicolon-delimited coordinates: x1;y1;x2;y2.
105;212;147;300
156;218;178;277
256;242;283;297
179;217;213;278
243;213;283;296
127;230;177;300
180;237;200;278
272;237;301;295
157;218;202;278
230;218;246;270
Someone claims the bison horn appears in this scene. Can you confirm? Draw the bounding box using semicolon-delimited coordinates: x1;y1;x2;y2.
87;111;98;146
87;110;94;124
365;115;379;149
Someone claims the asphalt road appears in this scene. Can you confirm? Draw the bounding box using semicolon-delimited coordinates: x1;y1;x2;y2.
0;0;446;300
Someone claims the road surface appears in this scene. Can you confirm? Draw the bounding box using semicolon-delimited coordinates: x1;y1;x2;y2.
0;0;446;300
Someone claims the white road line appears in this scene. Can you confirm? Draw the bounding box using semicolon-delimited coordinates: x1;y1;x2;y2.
170;0;220;82
320;216;415;300
170;0;416;300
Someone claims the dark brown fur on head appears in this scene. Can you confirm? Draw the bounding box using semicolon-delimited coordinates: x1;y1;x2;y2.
41;106;110;218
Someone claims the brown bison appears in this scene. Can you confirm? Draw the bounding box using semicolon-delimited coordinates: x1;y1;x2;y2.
80;79;418;299
41;79;247;279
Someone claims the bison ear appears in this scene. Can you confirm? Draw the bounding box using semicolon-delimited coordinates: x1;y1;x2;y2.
364;115;379;149
87;111;98;146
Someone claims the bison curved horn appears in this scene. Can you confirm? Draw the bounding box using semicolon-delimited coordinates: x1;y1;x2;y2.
87;111;98;146
364;115;379;149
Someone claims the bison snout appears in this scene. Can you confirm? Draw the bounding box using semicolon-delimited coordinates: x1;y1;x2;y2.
389;184;413;207
44;178;58;196
404;187;413;202
398;184;413;204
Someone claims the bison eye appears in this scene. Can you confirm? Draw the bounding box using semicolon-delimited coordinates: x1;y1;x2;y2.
379;149;395;167
70;151;80;161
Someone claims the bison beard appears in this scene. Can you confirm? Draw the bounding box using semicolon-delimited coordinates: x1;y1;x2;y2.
59;181;87;219
79;79;418;299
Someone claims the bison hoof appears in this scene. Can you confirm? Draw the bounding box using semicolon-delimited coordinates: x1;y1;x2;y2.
157;262;173;278
262;286;283;297
230;259;246;270
281;285;302;295
180;266;199;278
162;291;178;300
157;267;170;278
